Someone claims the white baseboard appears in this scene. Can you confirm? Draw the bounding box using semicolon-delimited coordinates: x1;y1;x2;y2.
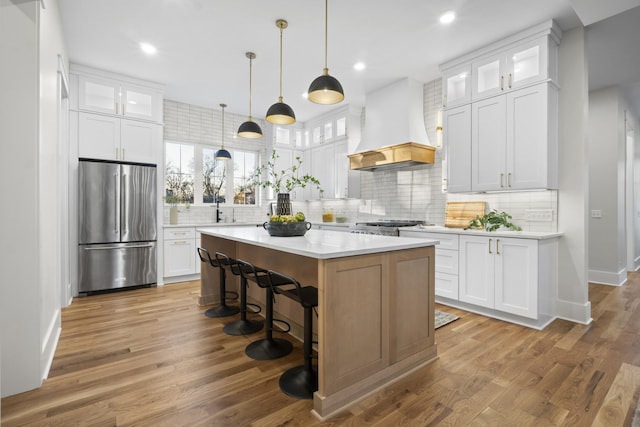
40;309;61;383
554;298;592;325
588;268;627;286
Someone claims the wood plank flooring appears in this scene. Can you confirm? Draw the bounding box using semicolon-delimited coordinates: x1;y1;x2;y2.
3;272;640;426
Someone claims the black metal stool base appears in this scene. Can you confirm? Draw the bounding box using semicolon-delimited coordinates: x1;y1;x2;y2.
223;319;263;336
279;365;318;400
204;304;240;318
245;338;293;360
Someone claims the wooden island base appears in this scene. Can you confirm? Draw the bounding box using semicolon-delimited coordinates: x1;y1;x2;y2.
199;230;437;419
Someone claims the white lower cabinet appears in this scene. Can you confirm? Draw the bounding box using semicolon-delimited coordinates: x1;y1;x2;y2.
459;235;537;319
163;227;197;277
399;231;459;299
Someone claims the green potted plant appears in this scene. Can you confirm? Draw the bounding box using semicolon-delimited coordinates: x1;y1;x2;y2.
253;149;323;215
465;209;522;232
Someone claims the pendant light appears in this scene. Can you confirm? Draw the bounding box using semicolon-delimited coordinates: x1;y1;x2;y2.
215;103;232;160
266;19;296;125
307;0;344;105
237;52;263;138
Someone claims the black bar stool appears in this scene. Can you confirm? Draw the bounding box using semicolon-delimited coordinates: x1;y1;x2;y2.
197;247;239;318
214;252;263;336
268;270;318;400
237;260;293;361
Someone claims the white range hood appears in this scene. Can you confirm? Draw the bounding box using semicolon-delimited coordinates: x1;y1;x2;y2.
350;77;434;171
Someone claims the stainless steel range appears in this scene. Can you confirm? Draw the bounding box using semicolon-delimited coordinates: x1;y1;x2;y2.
349;220;429;236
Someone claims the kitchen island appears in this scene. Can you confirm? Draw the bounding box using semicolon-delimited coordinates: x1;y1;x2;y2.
198;226;438;420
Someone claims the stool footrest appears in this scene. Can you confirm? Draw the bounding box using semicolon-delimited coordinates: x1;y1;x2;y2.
246;302;262;314
272;318;291;333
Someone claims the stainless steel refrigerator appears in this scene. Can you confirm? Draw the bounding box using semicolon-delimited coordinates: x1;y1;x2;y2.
78;159;157;294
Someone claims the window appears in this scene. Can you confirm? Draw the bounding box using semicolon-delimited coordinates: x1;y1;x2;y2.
232;150;257;205
165;141;258;206
165;142;194;203
202;148;226;203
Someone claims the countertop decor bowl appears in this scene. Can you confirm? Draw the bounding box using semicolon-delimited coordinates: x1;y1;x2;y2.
263;221;312;237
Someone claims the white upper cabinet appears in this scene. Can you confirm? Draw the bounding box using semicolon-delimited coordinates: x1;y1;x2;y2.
471;83;556;192
472;36;550;101
72;64;164;124
440;20;561;193
442;64;471;109
79;112;161;163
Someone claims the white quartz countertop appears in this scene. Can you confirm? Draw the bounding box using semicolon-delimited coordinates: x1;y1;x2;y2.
163;222;261;228
400;225;562;240
198;226;439;259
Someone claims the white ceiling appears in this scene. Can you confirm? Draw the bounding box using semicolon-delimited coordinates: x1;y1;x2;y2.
57;0;640;122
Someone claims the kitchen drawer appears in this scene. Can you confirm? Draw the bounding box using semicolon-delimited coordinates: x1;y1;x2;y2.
435;248;459;275
428;233;459;250
163;227;196;240
435;272;459;300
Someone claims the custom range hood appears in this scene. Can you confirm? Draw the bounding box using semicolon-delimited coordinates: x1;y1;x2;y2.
349;77;435;171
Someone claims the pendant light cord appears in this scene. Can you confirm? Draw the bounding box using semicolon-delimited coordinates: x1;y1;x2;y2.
279;23;284;100
248;55;253;118
220;104;225;149
324;0;328;70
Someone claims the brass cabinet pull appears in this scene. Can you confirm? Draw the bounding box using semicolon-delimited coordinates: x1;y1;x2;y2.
496;239;501;255
508;172;512;188
488;238;493;254
115;147;119;159
116;102;119;115
500;173;504;188
500;75;504;91
508;73;512;88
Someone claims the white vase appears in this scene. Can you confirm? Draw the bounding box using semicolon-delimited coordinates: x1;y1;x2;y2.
170;206;178;224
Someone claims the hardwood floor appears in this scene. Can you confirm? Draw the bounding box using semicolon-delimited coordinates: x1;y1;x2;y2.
3;273;640;426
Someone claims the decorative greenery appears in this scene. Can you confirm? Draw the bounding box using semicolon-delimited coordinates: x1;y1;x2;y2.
253;149;323;195
465;209;522;232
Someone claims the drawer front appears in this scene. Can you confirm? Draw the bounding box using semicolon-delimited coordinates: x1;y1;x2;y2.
435;272;459;300
429;233;459;250
163;227;196;240
435;249;459;275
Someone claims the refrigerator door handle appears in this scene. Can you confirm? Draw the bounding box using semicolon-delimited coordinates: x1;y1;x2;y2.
114;171;121;235
83;244;155;251
121;172;128;235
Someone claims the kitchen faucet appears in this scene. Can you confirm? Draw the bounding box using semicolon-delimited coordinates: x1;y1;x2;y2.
215;193;222;223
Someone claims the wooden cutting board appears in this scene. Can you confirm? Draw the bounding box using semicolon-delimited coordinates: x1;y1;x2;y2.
445;201;486;228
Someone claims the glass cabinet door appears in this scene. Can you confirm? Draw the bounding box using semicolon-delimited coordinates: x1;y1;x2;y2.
506;37;548;90
78;76;119;115
472;54;505;100
121;86;154;120
442;65;471;108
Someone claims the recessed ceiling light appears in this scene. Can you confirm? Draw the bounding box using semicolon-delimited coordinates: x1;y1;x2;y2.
439;11;455;24
140;42;157;55
354;62;366;71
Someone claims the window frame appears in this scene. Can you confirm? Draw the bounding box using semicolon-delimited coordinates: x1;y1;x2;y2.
164;139;263;208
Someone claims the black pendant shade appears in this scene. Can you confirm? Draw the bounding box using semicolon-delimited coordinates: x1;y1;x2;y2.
307;0;344;105
308;68;344;104
237;118;263;138
266;19;295;125
237;51;263;139
214;148;232;160
215;103;232;160
266;97;296;125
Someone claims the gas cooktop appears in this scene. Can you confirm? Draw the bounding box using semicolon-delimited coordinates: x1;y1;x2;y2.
355;220;430;227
